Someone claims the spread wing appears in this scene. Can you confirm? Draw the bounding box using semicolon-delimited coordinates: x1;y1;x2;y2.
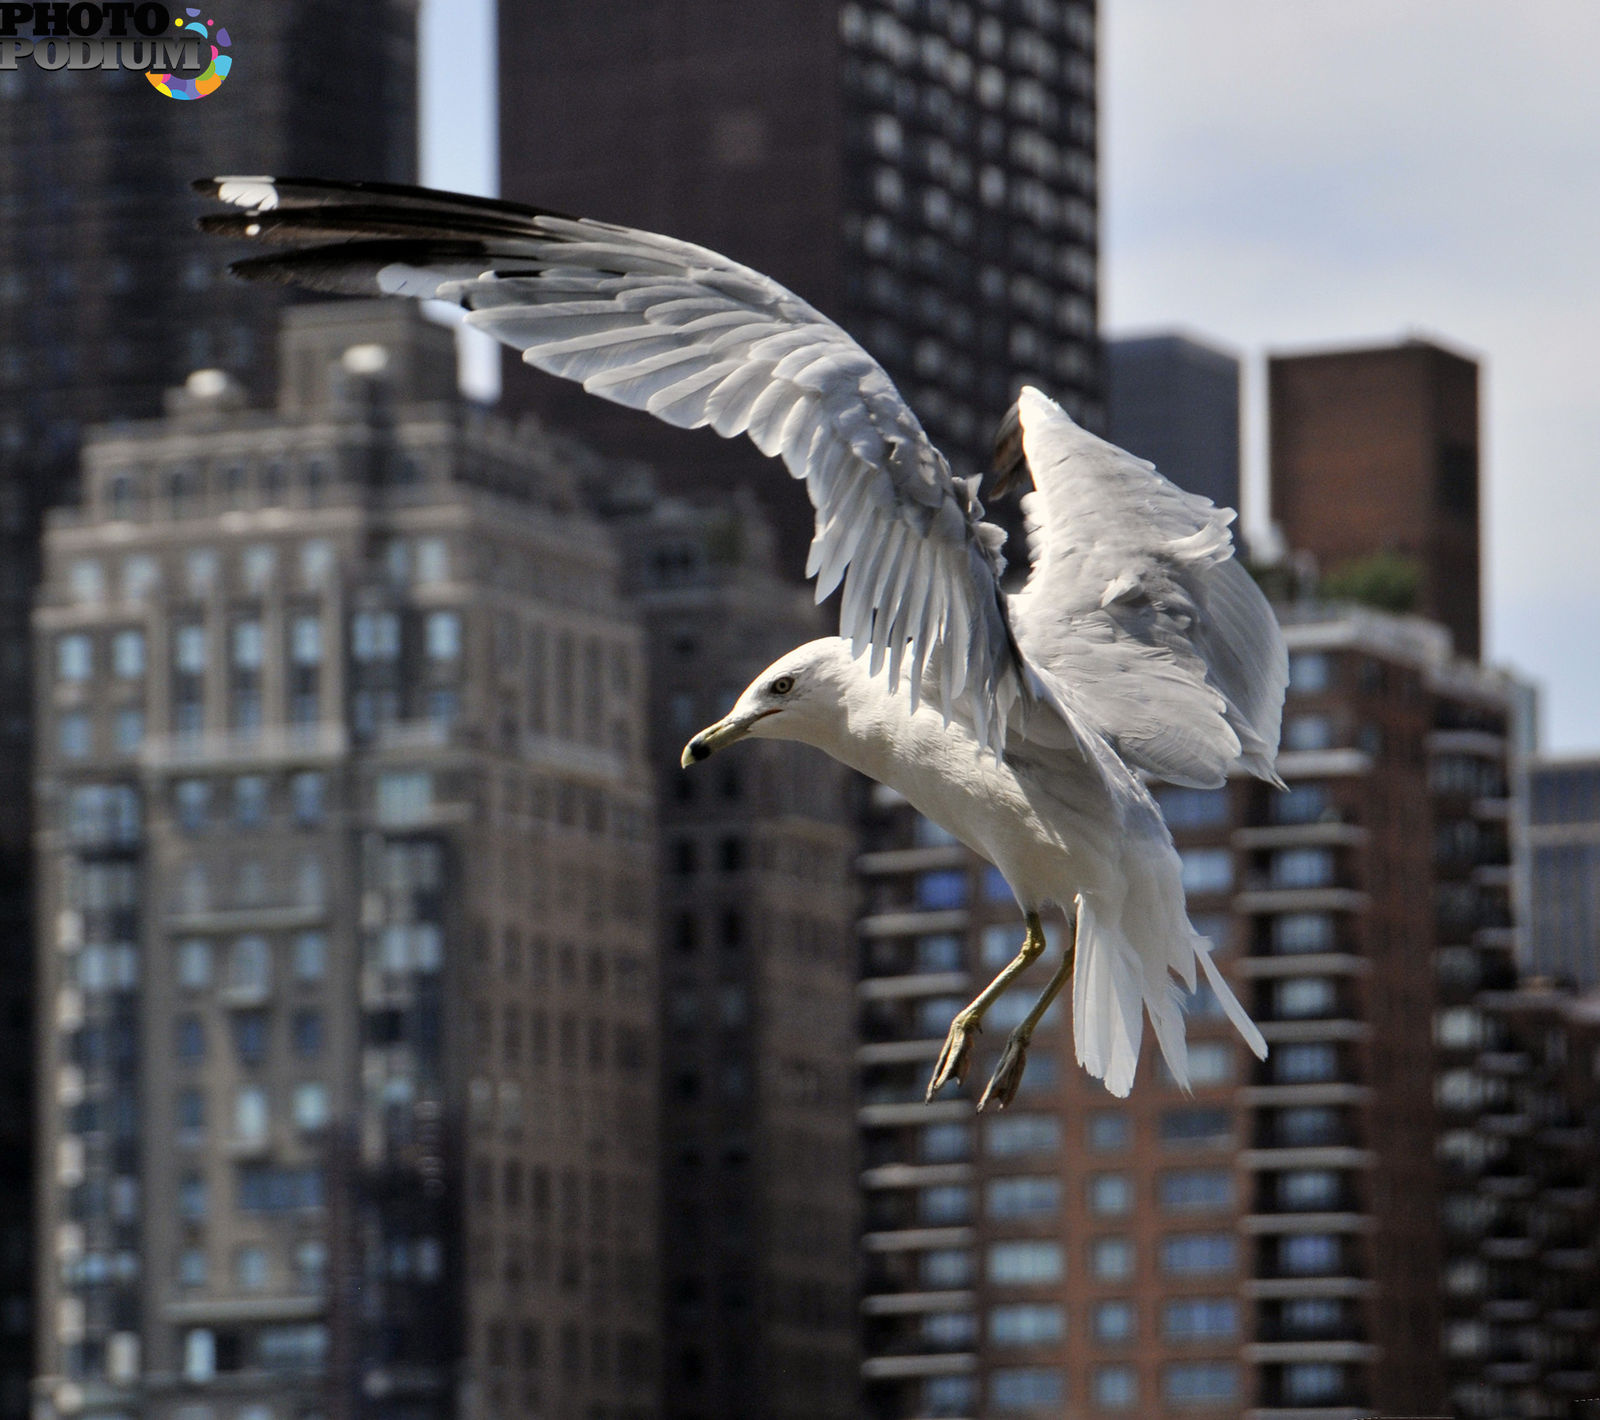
1005;386;1287;789
196;176;1023;754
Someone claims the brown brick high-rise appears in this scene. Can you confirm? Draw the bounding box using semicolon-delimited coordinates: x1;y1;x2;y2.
1269;339;1482;659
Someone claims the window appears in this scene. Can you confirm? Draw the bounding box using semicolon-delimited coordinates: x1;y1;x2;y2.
232;1011;268;1066
1274;977;1337;1018
1155;786;1230;829
300;539;333;588
122;554;159;601
1279;1232;1341;1275
989;1303;1063;1346
1283;714;1333;751
922;1376;976;1417
291;615;321;666
1164;1298;1237;1341
1093;1365;1137;1410
1090;1236;1133;1281
177;940;212;990
178;1174;207;1222
1287;652;1330;694
1274;1042;1339;1083
1160;1108;1231;1147
1277;1106;1341;1147
990;1368;1063;1411
920;1310;977;1348
176;1087;205;1141
291;772;324;826
1088;1174;1131;1216
175;779;210;833
921;1122;972;1162
291;1010;323;1059
986;1176;1060;1219
916;869;967;909
234;1086;268;1142
183;1328;215;1382
1273;912;1334;953
293;931;326;982
178;1248;207;1288
232;619;263;669
58;712;91;758
234;776;267;827
1093;1300;1135;1343
293;1083;328;1131
1159;1170;1233;1212
114;708;144;753
988;1240;1062;1284
57;633;92;681
175;1016;206;1064
986;1114;1060;1156
1167;1041;1232;1087
1272;784;1329;824
1160;1233;1235;1276
1164;1362;1238;1406
425;610;462;660
112;629;145;678
1088;1111;1130;1150
351;611;400;661
920;1248;973;1288
174;624;206;675
229;936;271;995
237;1165;324;1213
1179;849;1232;894
235;1246;269;1291
1283;1363;1344;1404
295;1239;327;1292
415;537;448;584
1277;1170;1341;1210
916;933;962;971
377;771;431;825
1272;848;1334;888
919;1185;972;1224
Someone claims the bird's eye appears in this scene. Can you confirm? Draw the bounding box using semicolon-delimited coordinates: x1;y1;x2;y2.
770;675;795;695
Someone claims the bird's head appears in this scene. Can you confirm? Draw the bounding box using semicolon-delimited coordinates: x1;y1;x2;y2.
680;639;852;768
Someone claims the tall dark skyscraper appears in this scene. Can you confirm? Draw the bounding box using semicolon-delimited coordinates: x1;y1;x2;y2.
498;0;1102;566
0;11;419;1414
1269;339;1482;659
1106;333;1241;513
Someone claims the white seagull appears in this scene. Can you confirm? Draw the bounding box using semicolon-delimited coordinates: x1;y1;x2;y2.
199;177;1285;1104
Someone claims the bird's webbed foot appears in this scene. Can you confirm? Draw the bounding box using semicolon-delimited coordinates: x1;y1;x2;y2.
926;1012;980;1100
978;1029;1030;1111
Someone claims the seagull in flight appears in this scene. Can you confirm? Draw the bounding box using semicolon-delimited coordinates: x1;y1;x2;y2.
199;177;1284;1103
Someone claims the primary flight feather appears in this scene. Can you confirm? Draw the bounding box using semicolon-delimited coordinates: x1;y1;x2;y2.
199;176;1286;1100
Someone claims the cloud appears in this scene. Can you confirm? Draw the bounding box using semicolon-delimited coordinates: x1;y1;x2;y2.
1102;0;1600;749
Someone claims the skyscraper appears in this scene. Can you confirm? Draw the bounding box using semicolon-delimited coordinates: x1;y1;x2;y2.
1268;339;1482;659
1105;333;1241;514
2;15;420;1407
498;0;1103;565
32;304;659;1420
607;491;862;1420
855;601;1525;1419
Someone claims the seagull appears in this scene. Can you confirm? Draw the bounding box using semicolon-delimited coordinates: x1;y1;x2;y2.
198;176;1284;1103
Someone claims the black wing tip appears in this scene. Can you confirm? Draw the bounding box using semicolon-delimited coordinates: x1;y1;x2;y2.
195;173;584;226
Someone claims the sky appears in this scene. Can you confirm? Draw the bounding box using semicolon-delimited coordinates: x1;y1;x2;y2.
421;0;1600;751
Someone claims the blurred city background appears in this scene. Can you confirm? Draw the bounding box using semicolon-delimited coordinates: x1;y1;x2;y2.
1;3;1597;1420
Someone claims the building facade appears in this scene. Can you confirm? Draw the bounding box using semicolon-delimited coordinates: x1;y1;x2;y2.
1268;339;1483;659
1518;757;1600;989
854;601;1527;1419
2;15;420;1406
32;305;658;1420
1105;334;1241;517
607;493;862;1420
498;0;1103;565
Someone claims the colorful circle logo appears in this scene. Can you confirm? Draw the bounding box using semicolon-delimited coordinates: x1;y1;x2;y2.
147;9;232;100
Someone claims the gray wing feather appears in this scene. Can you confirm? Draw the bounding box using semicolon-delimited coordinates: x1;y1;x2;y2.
198;177;1022;753
1007;386;1287;789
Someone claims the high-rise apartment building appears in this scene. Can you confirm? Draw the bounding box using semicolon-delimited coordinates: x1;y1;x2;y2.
1517;757;1600;988
1269;339;1482;659
32;304;659;1420
606;491;862;1420
855;601;1525;1420
2;16;420;1404
498;0;1102;564
1105;334;1241;515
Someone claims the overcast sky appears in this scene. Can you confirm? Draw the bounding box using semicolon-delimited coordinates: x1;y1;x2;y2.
422;0;1600;751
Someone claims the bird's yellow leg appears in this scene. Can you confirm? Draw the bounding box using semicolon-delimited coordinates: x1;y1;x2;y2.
926;911;1047;1101
979;914;1078;1111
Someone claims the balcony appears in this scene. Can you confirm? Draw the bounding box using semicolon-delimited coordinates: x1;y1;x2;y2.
1234;887;1369;916
1242;1213;1373;1236
858;972;970;1000
1244;1340;1378;1364
1233;823;1368;850
859;1099;971;1129
860;1351;975;1381
861;1290;975;1316
1240;954;1370;979
862;1227;975;1254
857;845;969;876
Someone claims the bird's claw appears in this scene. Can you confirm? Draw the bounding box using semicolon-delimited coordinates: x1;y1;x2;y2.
926;1015;979;1100
978;1031;1030;1111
